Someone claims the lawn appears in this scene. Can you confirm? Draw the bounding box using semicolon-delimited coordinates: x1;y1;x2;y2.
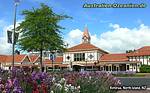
113;73;146;77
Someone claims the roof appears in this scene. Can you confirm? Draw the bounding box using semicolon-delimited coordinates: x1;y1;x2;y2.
67;43;108;53
0;55;7;63
43;56;63;64
127;46;150;56
83;27;90;39
29;55;39;63
138;46;150;51
0;54;35;63
43;57;67;67
99;53;129;62
3;55;27;63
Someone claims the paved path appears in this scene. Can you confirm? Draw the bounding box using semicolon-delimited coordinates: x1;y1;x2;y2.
118;77;150;87
116;77;150;93
117;90;150;93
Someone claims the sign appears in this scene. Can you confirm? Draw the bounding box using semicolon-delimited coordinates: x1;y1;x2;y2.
49;53;56;61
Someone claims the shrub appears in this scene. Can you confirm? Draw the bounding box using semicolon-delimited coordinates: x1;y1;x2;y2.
140;65;150;73
0;68;121;93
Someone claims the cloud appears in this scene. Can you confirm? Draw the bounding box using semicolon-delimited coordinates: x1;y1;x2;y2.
0;26;12;55
0;21;22;55
65;24;150;53
64;29;83;47
68;29;83;39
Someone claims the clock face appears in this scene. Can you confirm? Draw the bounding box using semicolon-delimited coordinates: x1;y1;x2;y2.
89;54;94;59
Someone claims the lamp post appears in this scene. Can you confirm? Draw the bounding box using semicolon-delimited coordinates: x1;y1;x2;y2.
12;0;20;68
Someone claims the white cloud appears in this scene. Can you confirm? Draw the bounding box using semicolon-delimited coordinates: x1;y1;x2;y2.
68;29;83;39
0;26;12;55
0;21;22;55
65;24;150;53
64;29;83;47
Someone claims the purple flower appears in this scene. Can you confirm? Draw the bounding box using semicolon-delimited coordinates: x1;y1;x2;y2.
13;78;19;87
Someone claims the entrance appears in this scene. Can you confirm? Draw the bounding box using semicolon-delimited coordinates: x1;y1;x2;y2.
119;64;126;71
73;65;81;71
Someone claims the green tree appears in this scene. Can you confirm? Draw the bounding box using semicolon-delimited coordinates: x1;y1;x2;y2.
17;3;71;71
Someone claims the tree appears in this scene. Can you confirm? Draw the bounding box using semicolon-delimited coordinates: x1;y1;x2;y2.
17;3;71;71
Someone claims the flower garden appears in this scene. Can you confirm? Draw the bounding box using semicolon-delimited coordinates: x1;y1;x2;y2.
0;68;121;93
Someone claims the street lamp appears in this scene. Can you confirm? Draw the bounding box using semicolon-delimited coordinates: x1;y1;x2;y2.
12;0;20;68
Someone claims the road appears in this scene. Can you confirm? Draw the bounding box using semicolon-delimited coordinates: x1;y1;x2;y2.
116;77;150;93
118;77;150;88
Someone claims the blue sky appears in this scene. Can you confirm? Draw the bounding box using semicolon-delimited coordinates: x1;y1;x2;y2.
0;0;150;54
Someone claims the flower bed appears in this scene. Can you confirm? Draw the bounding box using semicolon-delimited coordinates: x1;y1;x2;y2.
0;68;121;93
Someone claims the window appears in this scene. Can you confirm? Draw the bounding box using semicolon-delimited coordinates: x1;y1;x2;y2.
127;65;129;70
74;53;85;61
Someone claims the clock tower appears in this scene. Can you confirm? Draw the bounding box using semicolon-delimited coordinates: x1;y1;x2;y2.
82;27;91;43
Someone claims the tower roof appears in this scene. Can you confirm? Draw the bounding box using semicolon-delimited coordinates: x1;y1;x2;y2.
83;27;90;39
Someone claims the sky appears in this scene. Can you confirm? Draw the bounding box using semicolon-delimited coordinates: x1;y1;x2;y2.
0;0;150;54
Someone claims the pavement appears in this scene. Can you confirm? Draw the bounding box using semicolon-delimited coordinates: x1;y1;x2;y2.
116;76;150;93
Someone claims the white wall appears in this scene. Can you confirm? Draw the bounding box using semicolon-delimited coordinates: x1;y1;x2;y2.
63;50;102;64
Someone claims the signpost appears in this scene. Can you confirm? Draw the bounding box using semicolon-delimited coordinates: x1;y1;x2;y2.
12;0;20;68
49;52;56;71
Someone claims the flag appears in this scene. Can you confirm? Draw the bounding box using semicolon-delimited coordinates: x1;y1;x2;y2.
7;30;12;44
14;32;19;44
14;0;20;6
7;30;19;44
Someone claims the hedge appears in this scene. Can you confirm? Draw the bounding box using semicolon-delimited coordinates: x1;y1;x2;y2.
140;65;150;73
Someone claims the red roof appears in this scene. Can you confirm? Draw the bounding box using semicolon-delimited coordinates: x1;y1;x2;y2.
100;53;128;62
0;54;32;63
0;55;7;63
29;55;39;63
0;55;27;62
43;57;67;67
68;43;108;53
138;46;150;51
127;46;150;56
43;57;63;64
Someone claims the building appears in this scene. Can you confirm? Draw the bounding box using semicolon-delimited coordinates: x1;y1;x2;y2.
63;27;142;72
99;53;141;72
0;54;40;70
63;27;108;71
1;27;150;72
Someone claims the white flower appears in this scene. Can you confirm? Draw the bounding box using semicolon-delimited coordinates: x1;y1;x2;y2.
56;83;62;89
68;84;71;87
60;78;66;84
64;86;68;92
70;86;75;90
52;77;55;82
50;91;54;93
77;86;80;89
89;76;91;80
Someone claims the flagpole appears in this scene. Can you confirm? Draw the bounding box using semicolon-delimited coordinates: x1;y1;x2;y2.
12;2;18;68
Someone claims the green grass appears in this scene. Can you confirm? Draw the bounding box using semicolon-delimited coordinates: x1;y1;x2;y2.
113;73;146;77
